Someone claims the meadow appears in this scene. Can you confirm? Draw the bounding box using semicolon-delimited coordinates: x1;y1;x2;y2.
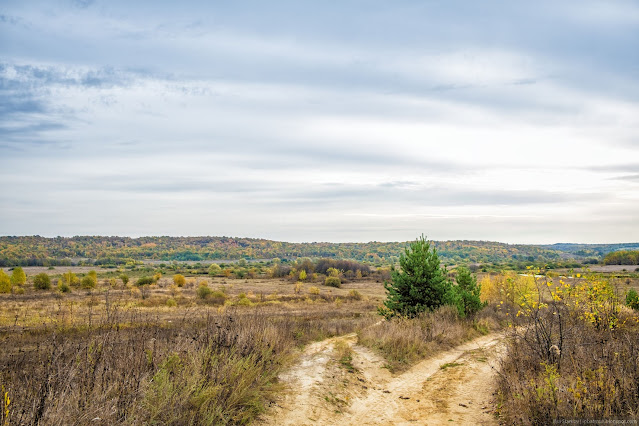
1;262;638;424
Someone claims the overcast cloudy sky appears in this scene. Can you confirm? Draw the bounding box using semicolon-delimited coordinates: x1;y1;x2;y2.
1;1;638;243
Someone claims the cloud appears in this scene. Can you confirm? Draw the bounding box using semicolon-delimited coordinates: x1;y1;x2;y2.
614;174;639;182
0;0;637;242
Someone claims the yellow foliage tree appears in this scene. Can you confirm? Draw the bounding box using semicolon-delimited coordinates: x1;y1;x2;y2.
173;274;186;287
0;270;11;293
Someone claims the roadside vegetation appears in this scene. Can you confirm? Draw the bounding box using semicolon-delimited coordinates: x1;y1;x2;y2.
493;270;639;423
361;235;501;372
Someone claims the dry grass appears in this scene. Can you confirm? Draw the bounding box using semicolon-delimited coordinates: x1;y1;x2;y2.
0;274;382;425
0;304;376;425
498;310;639;423
358;305;505;373
496;274;639;423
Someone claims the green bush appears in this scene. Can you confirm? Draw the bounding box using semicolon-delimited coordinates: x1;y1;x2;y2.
234;295;252;306
137;276;154;286
120;274;129;285
208;264;222;276
197;284;213;299
324;276;341;288
166;298;177;307
627;289;639;310
58;280;71;293
33;273;51;290
81;274;97;289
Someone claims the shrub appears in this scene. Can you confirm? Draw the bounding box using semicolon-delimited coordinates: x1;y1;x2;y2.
166;298;177;307
208;264;222;276
480;273;536;305
196;284;213;299
58;280;71;293
308;286;320;295
299;270;307;281
120;274;129;285
0;270;11;293
136;276;154;286
348;290;363;300
81;274;97;289
326;267;340;278
234;295;252;306
62;270;80;287
33;273;51;290
10;266;26;287
173;274;186;287
626;288;639;310
208;290;228;305
324;276;341;288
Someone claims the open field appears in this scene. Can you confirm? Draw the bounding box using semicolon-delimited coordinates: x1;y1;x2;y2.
1;266;639;424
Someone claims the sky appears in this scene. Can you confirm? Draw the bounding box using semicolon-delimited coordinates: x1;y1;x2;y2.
1;0;638;244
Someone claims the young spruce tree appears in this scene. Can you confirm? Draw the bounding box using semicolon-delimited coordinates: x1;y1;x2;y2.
453;266;485;317
380;235;452;318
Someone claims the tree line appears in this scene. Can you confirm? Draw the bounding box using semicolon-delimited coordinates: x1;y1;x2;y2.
0;235;593;267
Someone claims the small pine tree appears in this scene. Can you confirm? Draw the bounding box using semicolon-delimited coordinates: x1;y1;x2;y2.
380;235;452;318
452;266;485;317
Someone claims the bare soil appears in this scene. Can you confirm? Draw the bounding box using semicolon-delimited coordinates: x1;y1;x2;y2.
259;331;505;425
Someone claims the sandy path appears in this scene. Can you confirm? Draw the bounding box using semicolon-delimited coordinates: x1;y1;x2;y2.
260;331;505;425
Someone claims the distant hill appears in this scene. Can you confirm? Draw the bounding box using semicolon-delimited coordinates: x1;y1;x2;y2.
540;243;639;258
0;235;637;267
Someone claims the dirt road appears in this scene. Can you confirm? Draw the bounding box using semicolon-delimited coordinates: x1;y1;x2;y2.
259;331;505;425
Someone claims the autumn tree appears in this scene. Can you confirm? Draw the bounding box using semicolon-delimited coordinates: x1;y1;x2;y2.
11;267;26;287
208;264;222;276
173;274;186;287
62;270;80;287
0;270;11;293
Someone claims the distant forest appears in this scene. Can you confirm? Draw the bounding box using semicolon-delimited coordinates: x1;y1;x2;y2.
1;236;638;268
